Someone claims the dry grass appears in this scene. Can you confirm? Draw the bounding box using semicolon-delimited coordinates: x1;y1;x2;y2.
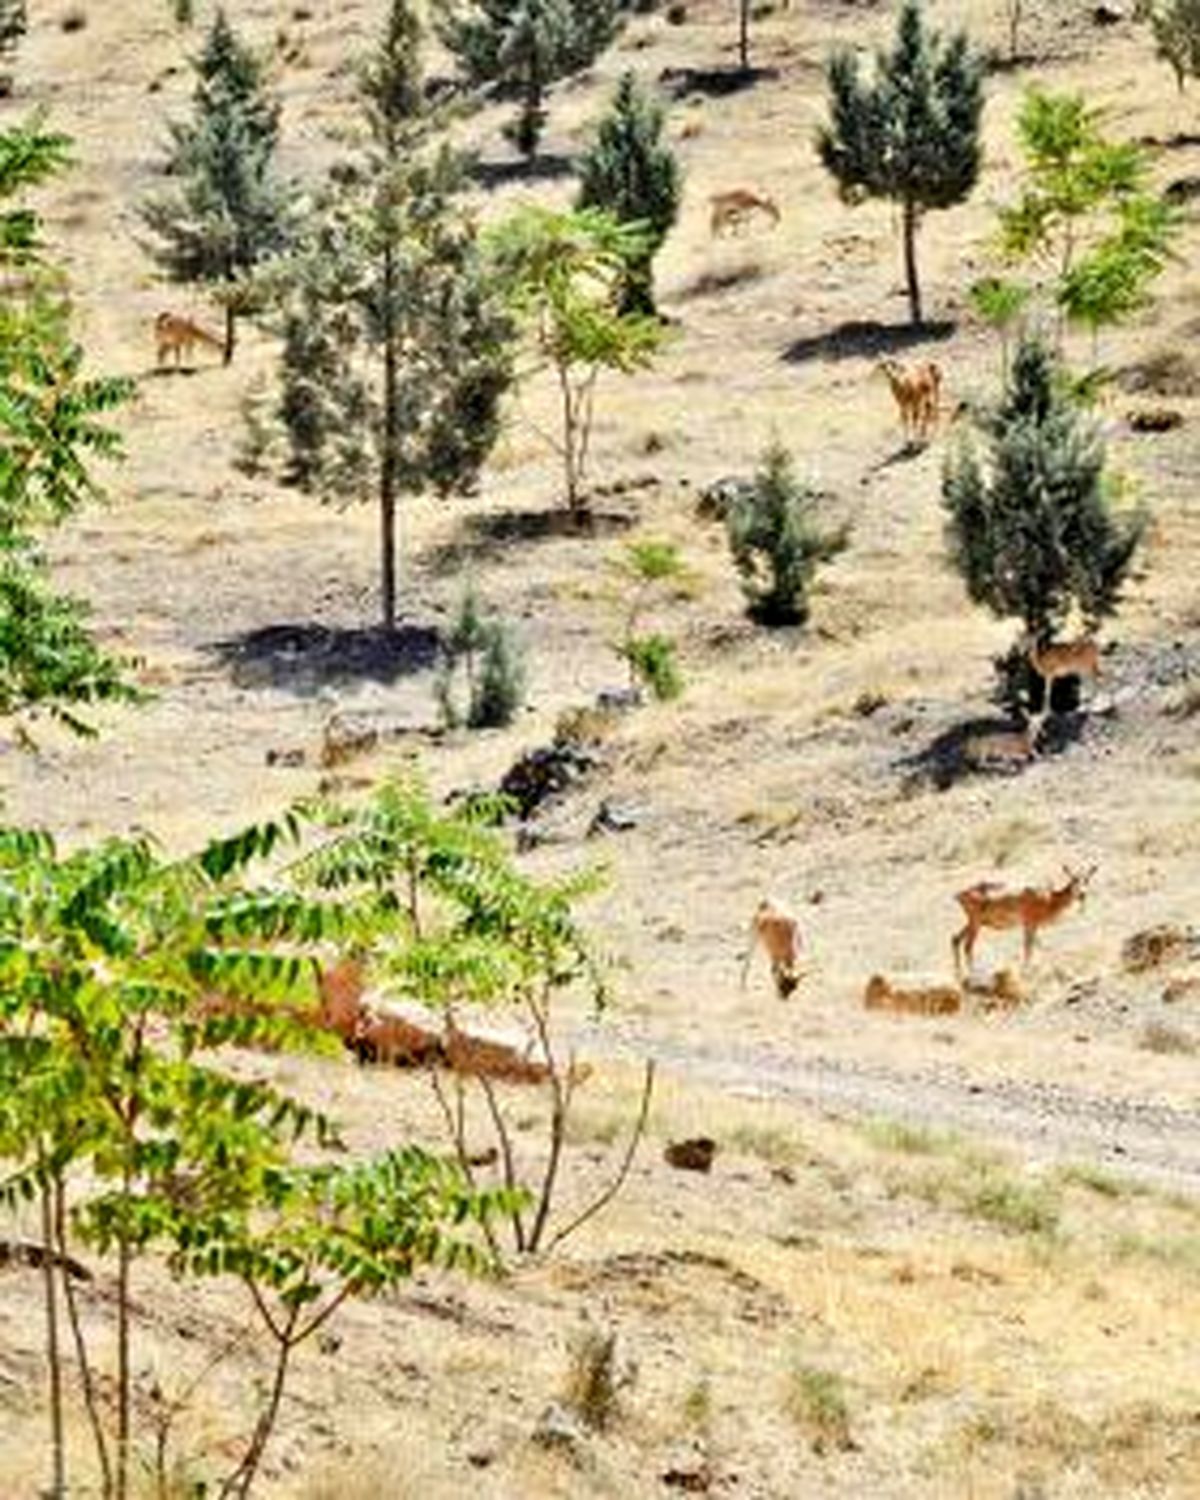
3;0;1200;1494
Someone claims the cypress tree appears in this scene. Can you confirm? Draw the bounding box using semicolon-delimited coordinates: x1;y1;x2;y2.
275;0;514;631
0;1;25;93
943;336;1146;692
141;8;289;364
436;0;621;160
818;0;983;326
577;71;681;316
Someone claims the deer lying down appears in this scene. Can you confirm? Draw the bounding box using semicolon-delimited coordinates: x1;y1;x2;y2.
863;974;962;1017
741;897;804;999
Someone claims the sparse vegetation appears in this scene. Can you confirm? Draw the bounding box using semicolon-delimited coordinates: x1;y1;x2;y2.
1135;0;1200;90
786;1364;853;1454
726;441;849;626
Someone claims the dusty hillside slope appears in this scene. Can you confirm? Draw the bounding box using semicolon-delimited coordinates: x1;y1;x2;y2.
1;0;1199;1495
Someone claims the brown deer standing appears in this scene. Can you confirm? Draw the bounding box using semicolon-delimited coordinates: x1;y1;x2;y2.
878;358;942;445
154;310;224;369
952;865;1096;976
740;896;804;998
1027;638;1101;703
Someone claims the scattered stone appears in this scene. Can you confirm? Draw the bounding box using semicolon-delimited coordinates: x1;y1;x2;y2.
320;713;380;769
1163;976;1200;1005
595;686;643;712
661;1439;713;1492
499;742;602;820
532;1401;589;1457
466;1447;496;1470
587;800;641;837
1122;923;1197;973
664;1137;717;1173
1127;407;1183;433
1091;3;1123;22
695;474;753;522
265;746;306;767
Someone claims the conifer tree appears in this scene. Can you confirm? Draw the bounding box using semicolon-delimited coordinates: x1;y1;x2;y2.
577;71;681;316
943;336;1145;673
818;0;983;326
141;8;289;363
0;0;25;93
1135;0;1200;89
276;0;514;631
436;0;621;159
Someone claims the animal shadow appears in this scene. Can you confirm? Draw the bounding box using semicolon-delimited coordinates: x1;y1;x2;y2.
782;318;955;367
208;621;441;695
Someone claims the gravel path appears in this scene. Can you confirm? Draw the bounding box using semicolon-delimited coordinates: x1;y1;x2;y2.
585;1026;1200;1195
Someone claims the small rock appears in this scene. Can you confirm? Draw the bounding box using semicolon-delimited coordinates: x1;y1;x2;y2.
588;800;641;836
1128;407;1183;433
466;1447;496;1469
532;1401;588;1456
265;746;306;767
1092;3;1123;22
664;1137;717;1173
661;1438;712;1491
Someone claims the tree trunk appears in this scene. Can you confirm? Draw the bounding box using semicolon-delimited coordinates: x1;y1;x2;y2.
39;1178;66;1500
738;0;750;72
902;197;923;327
380;240;399;632
223;300;236;366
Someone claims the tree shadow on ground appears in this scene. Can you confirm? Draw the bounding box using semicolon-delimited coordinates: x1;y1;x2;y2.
658;65;780;101
208;622;442;695
424;506;636;575
469;153;576;190
782;318;956;367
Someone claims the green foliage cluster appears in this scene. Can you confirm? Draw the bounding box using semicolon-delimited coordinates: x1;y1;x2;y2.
576;71;682;315
990;90;1182;351
818;0;984;325
488;204;663;512
276;1;514;629
436;583;528;728
0;777;615;1493
614;538;686;701
1135;0;1200;90
726;443;849;627
943;337;1146;675
435;0;621;158
0;124;138;735
141;7;290;363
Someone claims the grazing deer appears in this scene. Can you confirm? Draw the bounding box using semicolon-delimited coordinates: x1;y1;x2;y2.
154;310;224;369
740;896;804;998
951;865;1096;976
1027;638;1101;700
710;189;781;238
878;358;942;445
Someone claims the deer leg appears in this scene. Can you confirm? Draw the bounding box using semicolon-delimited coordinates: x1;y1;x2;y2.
952;923;971;978
1022;925;1036;967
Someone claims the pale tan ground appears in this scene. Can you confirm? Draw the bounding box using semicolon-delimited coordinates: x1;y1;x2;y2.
1;0;1199;1496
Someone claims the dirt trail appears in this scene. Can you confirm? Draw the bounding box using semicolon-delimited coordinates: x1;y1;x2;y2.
582;1024;1200;1194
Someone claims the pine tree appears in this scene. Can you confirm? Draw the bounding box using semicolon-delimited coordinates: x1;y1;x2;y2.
1135;0;1200;89
436;0;621;160
818;0;983;327
577;71;681;316
141;8;289;363
943;336;1146;679
726;443;849;627
0;0;26;92
276;0;514;631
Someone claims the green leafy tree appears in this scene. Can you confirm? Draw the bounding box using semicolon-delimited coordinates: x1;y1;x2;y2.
435;0;621;159
436;583;527;728
577;71;682;315
818;0;984;326
141;7;290;363
726;443;849;627
275;1;514;631
1;123;138;736
1135;0;1200;89
0;805;511;1500
488;204;663;515
296;778;652;1257
994;90;1181;353
943;335;1146;700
